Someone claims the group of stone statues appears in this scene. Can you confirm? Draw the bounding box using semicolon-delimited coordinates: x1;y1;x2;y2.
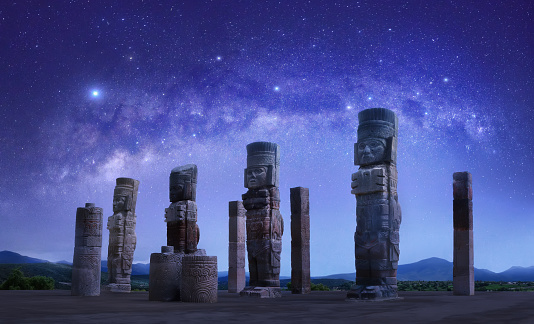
71;107;474;302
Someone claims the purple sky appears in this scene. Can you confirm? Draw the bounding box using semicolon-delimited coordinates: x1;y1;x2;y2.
0;1;532;275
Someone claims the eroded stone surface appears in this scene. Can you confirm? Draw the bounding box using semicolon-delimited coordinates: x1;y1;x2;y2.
290;187;311;294
347;108;401;301
453;171;474;296
149;246;183;301
72;203;103;296
241;142;283;298
107;178;139;293
228;201;246;293
181;255;218;303
165;164;199;254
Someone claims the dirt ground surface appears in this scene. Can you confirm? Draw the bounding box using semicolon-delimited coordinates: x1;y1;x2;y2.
0;290;533;323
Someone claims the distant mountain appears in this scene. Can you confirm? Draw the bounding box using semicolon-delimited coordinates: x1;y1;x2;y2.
0;251;49;264
318;257;534;281
3;251;534;281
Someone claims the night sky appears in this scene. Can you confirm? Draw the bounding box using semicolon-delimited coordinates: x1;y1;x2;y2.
1;1;532;276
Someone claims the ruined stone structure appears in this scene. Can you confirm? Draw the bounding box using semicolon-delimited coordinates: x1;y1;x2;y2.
347;108;401;301
165;164;200;254
72;203;103;296
453;171;474;296
228;201;246;293
149;246;183;301
240;141;284;298
290;187;311;294
107;177;139;293
148;164;207;302
181;255;218;303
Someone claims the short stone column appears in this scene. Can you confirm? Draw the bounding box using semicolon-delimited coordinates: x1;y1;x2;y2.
149;246;183;301
228;201;246;293
72;203;103;296
453;172;474;296
290;187;311;294
181;255;218;303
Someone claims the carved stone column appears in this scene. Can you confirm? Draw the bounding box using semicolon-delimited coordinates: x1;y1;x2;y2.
453;171;474;296
181;255;218;303
72;203;103;296
240;141;284;298
347;108;401;301
228;201;246;293
290;187;311;294
149;246;183;301
107;177;139;293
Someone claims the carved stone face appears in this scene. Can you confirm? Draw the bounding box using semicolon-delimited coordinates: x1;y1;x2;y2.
169;182;185;202
357;138;386;165
113;195;127;212
246;166;267;189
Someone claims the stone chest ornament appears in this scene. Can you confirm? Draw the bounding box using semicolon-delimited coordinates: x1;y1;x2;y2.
347;108;402;301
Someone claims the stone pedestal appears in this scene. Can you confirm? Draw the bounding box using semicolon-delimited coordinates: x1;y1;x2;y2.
290;187;311;294
72;203;103;296
181;256;218;303
453;172;474;296
228;201;246;293
149;246;183;301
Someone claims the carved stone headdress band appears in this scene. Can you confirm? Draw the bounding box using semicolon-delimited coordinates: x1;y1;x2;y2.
170;164;198;183
246;141;280;167
113;177;140;211
357;108;398;140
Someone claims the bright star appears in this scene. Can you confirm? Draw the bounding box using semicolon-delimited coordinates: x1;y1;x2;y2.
92;90;99;97
443;77;449;82
274;86;280;91
216;56;222;61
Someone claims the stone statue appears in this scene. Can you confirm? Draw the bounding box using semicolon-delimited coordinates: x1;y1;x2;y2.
149;246;183;301
165;164;200;254
347;108;401;301
107;177;139;293
453;171;474;296
240;141;284;298
72;203;103;296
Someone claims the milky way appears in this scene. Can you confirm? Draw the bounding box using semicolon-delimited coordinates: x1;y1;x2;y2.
0;1;532;275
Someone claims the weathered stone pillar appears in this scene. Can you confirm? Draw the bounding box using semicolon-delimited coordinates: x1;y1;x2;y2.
72;203;103;296
107;177;139;293
149;246;183;301
228;201;246;293
453;172;474;296
347;108;401;301
240;141;284;298
290;187;311;294
181;255;218;303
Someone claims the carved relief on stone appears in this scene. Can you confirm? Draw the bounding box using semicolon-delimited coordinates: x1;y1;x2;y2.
240;142;284;298
347;108;401;301
181;256;218;303
107;177;139;293
149;246;183;301
72;203;103;296
165;164;200;254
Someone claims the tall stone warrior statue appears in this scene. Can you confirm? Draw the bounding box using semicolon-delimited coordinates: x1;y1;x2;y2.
240;141;284;298
165;164;200;254
347;108;402;301
107;177;140;293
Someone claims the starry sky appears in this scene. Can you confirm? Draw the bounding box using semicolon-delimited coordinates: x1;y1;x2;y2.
0;1;532;276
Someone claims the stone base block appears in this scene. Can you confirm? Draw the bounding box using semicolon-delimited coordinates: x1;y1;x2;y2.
239;286;282;298
106;283;131;293
346;285;400;302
